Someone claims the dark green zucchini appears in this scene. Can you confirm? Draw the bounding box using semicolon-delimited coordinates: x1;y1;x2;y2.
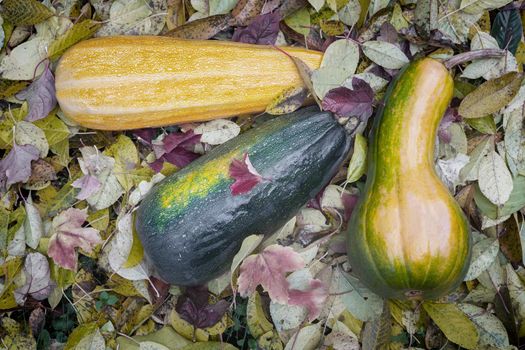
135;107;351;285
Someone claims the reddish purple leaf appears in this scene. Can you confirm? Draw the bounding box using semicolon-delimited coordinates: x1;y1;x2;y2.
322;78;374;120
438;108;460;144
133;128;157;144
149;130;201;172
0;143;40;188
232;12;281;45
47;208;102;271
229;153;264;195
72;175;101;200
341;192;359;221
16;64;57;122
288;279;328;321
163;130;201;154
175;285;230;329
162;148;200;168
238;244;305;303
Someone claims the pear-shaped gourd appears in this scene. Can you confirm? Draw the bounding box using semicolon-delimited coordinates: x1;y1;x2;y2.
346;58;471;300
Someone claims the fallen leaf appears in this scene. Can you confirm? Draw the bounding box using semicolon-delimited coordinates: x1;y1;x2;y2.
321;78;374;120
288;278;328;321
47;208;102;271
232;12;281;45
175;286;230;329
15;64;56;122
0;143;40;188
478;150;513;205
459;72;524;119
1;0;53;26
229;153;265;195
14;252;55;305
361;40;409;69
238;244;305;303
422;301;479;349
194;120;239;145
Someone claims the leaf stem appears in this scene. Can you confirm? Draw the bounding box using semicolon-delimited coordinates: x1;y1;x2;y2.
444;49;507;69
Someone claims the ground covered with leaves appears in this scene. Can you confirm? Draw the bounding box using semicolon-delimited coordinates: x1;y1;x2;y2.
0;0;525;349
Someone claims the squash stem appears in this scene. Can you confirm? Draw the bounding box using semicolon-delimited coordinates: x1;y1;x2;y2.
444;49;507;69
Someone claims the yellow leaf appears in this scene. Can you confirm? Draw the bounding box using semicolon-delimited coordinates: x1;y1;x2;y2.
122;213;144;268
170;309;210;341
423;302;479;349
247;291;273;338
48;20;101;60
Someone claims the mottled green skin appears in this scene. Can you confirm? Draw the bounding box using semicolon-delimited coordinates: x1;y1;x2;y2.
135;107;351;285
346;59;471;300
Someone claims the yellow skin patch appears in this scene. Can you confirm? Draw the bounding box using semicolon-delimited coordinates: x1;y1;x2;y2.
159;148;242;210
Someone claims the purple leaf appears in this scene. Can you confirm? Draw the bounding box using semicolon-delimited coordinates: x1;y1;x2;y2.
438;108;460;144
148;130;201;172
47;208;101;271
377;22;398;44
16;64;57;122
322;78;374;120
72;175;102;200
163;130;201;154
163;148;200;168
229;153;265;195
341;192;359;221
175;286;230;329
133;128;157;144
0;143;40;187
14;253;55;305
232;12;281;45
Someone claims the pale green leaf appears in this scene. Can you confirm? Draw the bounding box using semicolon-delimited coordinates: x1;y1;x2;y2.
338;0;360;26
361;41;409;69
478;150;513;205
346;133;367;184
361;301;391;349
458;303;510;348
464;237;499;281
331;268;383;321
209;0;238;15
422;302;479;349
460;136;493;182
459;72;524;119
0;37;47;80
23;196;42;250
474;176;525;219
460;0;512;14
322;39;360;77
105;135;140;191
308;0;325;11
96;0;167;36
34;114;70;147
139;341;170;350
284;7;310;36
311;67;348;99
284;324;322;350
15;120;49;158
504;109;525;176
